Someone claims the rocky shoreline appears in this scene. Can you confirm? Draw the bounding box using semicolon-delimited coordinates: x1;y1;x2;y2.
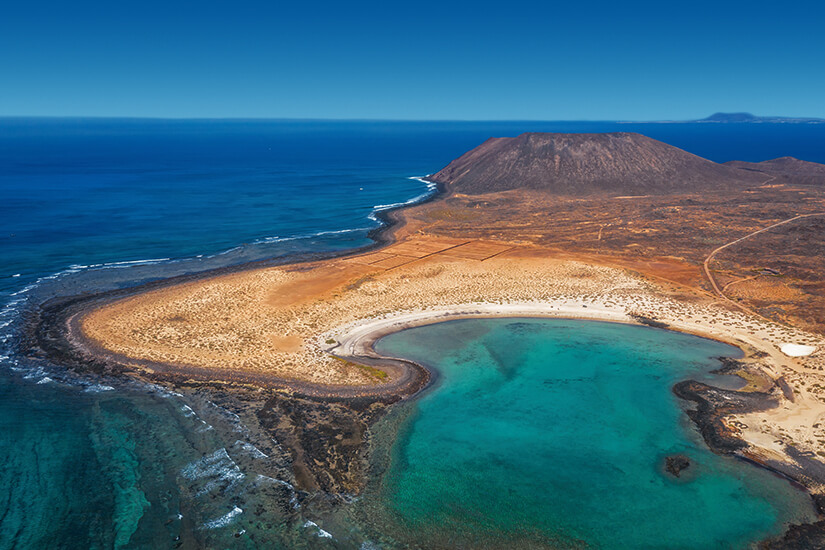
673;360;825;548
25;288;435;499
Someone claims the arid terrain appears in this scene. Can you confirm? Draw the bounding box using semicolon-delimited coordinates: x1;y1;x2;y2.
413;135;825;331
81;239;646;387
79;131;825;383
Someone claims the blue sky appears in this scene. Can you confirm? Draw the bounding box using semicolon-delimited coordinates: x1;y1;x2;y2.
1;0;823;120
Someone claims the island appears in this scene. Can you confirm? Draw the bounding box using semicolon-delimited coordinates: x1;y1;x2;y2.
28;132;825;546
697;112;825;124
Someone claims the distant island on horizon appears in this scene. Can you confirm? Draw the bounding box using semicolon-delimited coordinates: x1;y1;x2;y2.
634;112;825;124
698;112;825;124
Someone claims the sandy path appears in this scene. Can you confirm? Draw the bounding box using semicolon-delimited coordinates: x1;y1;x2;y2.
703;209;825;304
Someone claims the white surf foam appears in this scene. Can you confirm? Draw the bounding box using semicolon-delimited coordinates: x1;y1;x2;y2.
84;384;115;393
255;474;300;509
367;175;436;222
9;282;42;297
255;474;294;489
23;367;47;380
68;257;171;270
234;440;268;459
201;506;243;529
2;256;175;319
181;448;244;496
252;227;367;245
206;402;251;436
303;520;334;539
196;419;214;433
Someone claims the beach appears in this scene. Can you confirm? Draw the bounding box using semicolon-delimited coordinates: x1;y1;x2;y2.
70;230;825;477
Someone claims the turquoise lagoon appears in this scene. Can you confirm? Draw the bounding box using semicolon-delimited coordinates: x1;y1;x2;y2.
360;318;816;549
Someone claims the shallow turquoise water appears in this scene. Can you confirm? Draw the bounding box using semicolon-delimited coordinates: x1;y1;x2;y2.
371;319;816;549
0;371;323;548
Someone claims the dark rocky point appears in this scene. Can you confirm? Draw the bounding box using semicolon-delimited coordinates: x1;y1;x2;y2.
664;455;691;478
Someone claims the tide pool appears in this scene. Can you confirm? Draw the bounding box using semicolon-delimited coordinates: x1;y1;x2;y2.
366;318;815;549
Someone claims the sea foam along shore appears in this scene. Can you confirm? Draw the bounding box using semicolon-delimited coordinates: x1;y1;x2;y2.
367;176;438;223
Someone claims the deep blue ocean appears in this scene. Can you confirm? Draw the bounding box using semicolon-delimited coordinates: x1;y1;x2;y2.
1;119;824;548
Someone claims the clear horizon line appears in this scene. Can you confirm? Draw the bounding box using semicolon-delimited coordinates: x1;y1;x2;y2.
1;114;822;123
0;115;641;123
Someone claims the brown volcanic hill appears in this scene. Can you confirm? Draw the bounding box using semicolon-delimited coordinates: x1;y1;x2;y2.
429;132;766;196
726;157;825;186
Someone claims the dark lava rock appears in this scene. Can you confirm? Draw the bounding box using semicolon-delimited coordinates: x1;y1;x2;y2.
257;392;387;495
710;356;748;375
628;313;669;329
760;520;825;549
672;380;778;454
664;455;691;478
